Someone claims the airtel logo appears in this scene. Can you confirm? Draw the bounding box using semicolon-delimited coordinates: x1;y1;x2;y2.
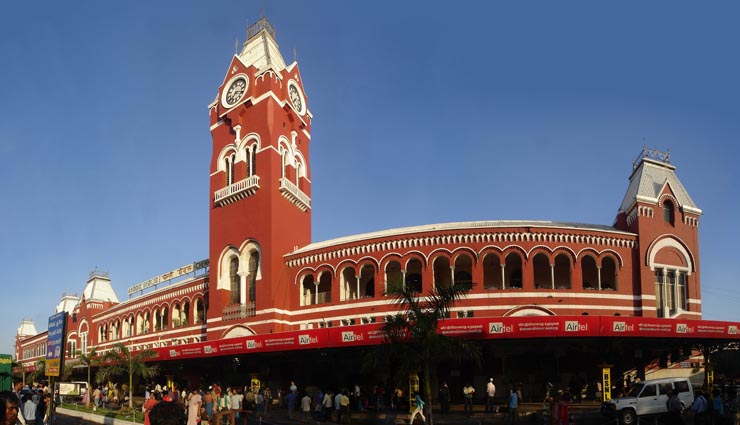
676;324;693;333
299;335;318;345
342;331;363;342
728;326;738;335
565;321;588;332
489;322;513;334
246;340;263;349
612;322;634;332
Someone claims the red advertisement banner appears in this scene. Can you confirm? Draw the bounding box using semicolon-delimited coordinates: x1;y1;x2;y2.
149;317;740;360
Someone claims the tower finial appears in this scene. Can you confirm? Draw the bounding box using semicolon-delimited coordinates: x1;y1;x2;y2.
293;47;297;63
235;36;239;54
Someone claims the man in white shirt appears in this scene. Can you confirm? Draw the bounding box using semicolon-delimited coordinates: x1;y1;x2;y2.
486;378;496;413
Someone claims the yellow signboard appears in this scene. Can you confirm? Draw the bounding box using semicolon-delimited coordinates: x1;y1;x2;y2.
602;367;611;401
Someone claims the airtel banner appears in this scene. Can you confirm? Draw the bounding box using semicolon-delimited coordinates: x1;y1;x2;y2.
149;316;740;360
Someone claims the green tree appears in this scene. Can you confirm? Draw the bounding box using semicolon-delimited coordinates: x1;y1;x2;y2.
76;347;100;407
28;358;46;384
376;281;481;425
95;343;159;408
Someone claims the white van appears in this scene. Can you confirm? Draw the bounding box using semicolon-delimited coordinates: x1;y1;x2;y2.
601;377;694;425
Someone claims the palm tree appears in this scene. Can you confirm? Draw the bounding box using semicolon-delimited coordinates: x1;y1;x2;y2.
95;343;159;408
28;358;46;384
377;281;481;425
76;347;100;407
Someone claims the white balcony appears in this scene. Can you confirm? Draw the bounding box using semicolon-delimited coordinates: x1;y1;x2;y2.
279;177;311;211
214;175;260;206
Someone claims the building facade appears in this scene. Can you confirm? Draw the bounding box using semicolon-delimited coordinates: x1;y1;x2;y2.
15;18;734;390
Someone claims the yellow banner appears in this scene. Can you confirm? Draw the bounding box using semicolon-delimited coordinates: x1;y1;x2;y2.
46;359;61;377
602;368;611;401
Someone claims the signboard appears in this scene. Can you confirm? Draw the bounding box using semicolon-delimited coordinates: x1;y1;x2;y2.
602;368;611;401
154;328;329;361
438;316;601;339
600;317;740;339
128;259;209;295
45;312;67;377
0;354;11;392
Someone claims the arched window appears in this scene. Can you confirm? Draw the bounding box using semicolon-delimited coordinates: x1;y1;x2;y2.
406;259;423;293
301;275;315;306
663;200;675;225
229;256;240;304
553;253;571;289
581;256;598;290
505;253;523;289
433;257;452;289
360;264;375;298
533;253;550;289
341;267;357;301
483;253;502;290
225;154;236;186
248;250;259;305
601;257;617;290
385;260;402;293
454;254;473;290
317;272;332;304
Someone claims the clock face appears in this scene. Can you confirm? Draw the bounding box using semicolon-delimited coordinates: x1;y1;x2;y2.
287;80;306;115
222;75;249;108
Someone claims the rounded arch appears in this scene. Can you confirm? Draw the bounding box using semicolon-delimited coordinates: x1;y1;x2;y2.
403;251;428;268
221;325;256;339
356;256;380;270
576;247;601;263
528;245;554;259
336;258;359;271
451;247;479;264
551;246;577;264
378;252;403;268
646;235;695;274
500;245;528;260
216;145;238;173
236;133;262;161
217;245;240;282
599;249;625;268
503;305;556;317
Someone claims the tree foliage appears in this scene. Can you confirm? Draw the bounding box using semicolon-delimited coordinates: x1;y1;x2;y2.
95;343;159;408
368;281;481;425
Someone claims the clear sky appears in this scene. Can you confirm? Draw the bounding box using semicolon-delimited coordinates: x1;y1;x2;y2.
1;1;739;355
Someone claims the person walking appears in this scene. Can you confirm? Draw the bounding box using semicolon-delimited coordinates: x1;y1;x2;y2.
507;388;519;424
666;390;686;425
438;383;450;414
409;393;425;424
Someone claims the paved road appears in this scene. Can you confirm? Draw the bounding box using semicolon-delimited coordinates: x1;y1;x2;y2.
57;403;626;425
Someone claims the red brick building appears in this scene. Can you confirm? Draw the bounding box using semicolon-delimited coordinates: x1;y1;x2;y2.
15;18;737;393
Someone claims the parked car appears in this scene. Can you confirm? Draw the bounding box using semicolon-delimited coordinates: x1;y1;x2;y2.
601;377;694;425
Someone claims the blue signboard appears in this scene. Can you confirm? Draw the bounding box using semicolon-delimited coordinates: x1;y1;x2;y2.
45;312;67;377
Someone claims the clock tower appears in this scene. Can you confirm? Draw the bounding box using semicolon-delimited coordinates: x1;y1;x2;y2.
207;17;312;339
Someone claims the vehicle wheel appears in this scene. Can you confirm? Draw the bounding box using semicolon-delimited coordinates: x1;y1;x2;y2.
620;409;637;425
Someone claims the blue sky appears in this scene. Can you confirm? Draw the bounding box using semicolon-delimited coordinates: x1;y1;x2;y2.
1;1;739;355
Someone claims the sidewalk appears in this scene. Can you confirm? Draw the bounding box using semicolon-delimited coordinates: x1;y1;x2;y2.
239;401;611;425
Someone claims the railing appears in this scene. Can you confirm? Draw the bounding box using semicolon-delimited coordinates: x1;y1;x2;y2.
214;175;260;206
222;302;256;321
279;177;311;211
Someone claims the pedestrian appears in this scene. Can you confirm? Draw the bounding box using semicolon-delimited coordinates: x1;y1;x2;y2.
486;378;497;413
301;392;312;419
438;382;450;414
507;388;519;424
187;389;202;425
286;390;297;420
149;400;187;425
690;389;709;425
463;384;475;416
409;393;425;424
711;388;724;425
727;388;740;425
1;391;22;425
143;391;162;425
666;390;686;425
21;395;35;425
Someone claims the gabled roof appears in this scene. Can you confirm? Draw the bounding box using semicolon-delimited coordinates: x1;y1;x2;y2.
619;158;702;215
